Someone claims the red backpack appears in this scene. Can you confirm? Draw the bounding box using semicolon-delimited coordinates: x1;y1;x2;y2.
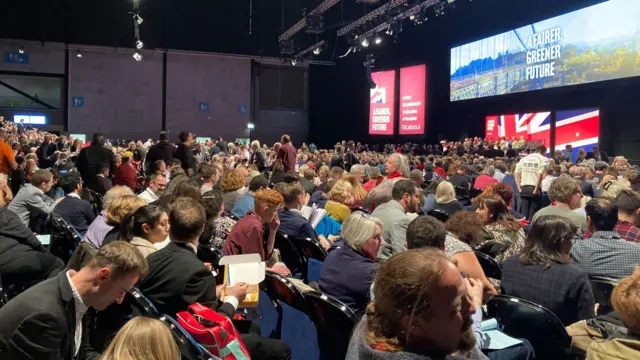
177;303;251;360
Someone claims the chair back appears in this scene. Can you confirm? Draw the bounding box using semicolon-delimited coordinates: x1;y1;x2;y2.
350;207;370;215
426;209;451;223
293;236;328;282
274;231;305;275
83;188;104;217
305;292;358;360
49;213;82;263
470;188;483;199
455;186;470;204
487;295;571;359
474;251;503;280
128;288;160;317
589;276;618;315
159;314;221;360
261;271;307;313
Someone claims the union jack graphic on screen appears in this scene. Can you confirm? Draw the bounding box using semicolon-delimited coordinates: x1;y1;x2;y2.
554;108;600;153
485;112;551;146
370;86;386;104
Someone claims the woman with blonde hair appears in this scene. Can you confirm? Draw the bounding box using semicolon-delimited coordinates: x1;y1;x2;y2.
315;165;330;186
101;317;179;360
325;179;354;223
344;173;368;209
0;173;13;207
101;195;147;246
432;181;465;216
220;168;247;211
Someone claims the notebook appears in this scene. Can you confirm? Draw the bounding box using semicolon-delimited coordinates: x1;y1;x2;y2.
479;318;523;350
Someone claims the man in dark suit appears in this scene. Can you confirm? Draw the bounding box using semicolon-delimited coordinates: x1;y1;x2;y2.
0;241;148;360
173;132;196;176
76;133;116;185
88;164;112;196
144;132;174;175
140;198;292;360
113;156;137;192
54;172;95;236
36;135;58;169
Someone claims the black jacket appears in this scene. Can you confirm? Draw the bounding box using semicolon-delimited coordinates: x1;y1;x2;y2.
76;144;116;184
54;197;96;236
174;144;196;173
0;271;100;360
139;242;235;318
88;175;112;196
145;141;174;170
0;208;47;266
37;142;57;169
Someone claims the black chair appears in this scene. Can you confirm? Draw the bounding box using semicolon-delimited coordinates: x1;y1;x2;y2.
274;231;305;276
350;207;370;215
487;295;573;360
49;213;82;263
589;276;618;315
260;271;308;339
305;291;358;360
426;209;451;223
84;188;104;217
293;236;328;283
474;251;502;280
128;287;160;318
197;244;225;284
470;188;483;199
159;314;219;360
455;186;471;204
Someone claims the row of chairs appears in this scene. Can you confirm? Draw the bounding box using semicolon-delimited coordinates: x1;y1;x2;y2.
274;232;328;283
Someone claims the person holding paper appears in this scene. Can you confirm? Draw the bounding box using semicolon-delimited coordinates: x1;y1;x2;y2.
223;189;291;276
277;183;332;250
140;198;292;360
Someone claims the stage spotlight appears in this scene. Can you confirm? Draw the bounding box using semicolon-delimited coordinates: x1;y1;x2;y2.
133;51;143;61
133;14;144;25
76;50;83;58
291;59;297;66
136;40;144;50
409;14;415;21
18;46;24;54
361;38;370;47
375;37;382;45
313;47;321;55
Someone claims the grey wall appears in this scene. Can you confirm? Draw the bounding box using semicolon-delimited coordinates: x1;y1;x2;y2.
0;42;65;74
166;53;251;142
254;110;309;146
68;50;163;141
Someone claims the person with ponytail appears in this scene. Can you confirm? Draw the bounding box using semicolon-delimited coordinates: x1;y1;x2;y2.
119;204;170;258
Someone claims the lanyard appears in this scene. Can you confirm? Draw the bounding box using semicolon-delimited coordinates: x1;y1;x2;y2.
551;202;570;209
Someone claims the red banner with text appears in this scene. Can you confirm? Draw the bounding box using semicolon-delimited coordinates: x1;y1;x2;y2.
369;70;396;135
399;65;426;135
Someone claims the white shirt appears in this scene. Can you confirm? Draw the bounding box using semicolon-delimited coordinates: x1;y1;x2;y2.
515;153;548;187
138;188;158;204
541;175;557;192
65;271;88;356
67;192;81;199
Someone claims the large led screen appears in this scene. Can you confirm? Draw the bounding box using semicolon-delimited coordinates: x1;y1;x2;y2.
369;70;396;135
485;112;551;149
554;108;600;157
451;0;640;101
399;65;426;135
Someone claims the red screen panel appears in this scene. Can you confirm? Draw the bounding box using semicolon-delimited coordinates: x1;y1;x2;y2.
369;70;396;135
399;65;426;135
554;108;600;155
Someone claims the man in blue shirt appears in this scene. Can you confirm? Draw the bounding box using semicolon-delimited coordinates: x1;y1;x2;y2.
231;175;269;218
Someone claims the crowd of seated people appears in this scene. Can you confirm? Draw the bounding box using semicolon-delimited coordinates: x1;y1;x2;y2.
1;118;640;359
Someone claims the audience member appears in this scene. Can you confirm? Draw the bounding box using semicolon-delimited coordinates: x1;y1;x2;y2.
174;132;196;176
102;195;147;246
223;189;290;275
572;198;640;280
0;241;148;360
475;195;526;263
54;171;95;235
608;189;640;243
200;190;234;248
36;135;57;169
198;163;218;195
473;165;499;190
220;168;247;211
570;166;596;198
0;129;18;176
0;173;13;207
250;140;267;172
347;249;480;360
532;175;587;235
514;145;548;219
299;167;317;194
277;134;297;173
113;156;137;192
101;317;179;360
319;212;382;317
138;173;167;204
139;197;292;360
344;173;368;209
88;164;112;196
433;181;465;216
119;204;169;257
276;183;331;249
501;216;595;325
541;165;560;193
325;179;354;223
450;165;471;189
231;175;269;219
76;132;117;184
270;161;286;185
82;186;134;248
7;169;56;226
372;180;421;260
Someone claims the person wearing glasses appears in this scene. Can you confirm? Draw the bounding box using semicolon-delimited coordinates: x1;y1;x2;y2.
138;173;167;204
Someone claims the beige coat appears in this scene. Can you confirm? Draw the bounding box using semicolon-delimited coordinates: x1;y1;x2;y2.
130;236;157;258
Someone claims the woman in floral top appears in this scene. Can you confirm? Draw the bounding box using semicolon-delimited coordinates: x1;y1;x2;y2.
475;195;526;263
200;190;237;248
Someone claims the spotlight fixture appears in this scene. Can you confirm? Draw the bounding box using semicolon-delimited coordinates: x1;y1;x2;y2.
136;40;144;50
291;59;297;66
76;49;83;58
375;37;382;45
133;51;143;62
361;38;370;47
133;14;144;25
313;47;321;55
18;46;24;54
409;14;415;21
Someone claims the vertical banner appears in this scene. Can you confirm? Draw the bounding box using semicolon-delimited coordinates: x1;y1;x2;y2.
369;70;396;135
399;65;426;135
485;116;499;140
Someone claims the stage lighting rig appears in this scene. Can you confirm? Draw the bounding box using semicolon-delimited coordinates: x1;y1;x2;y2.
136;40;144;50
278;0;341;42
305;14;324;35
361;38;370;47
434;1;445;16
133;14;144;25
375;36;383;45
133;51;143;62
364;54;377;89
337;0;409;37
292;40;326;59
279;39;296;55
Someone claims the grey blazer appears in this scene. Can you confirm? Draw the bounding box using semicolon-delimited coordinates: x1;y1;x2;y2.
7;184;55;226
371;200;410;260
